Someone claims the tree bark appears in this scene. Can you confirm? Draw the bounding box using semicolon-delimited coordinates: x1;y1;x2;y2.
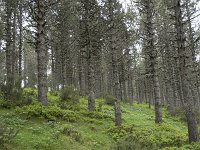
174;0;199;143
5;1;13;98
18;0;23;88
143;0;162;123
35;0;48;106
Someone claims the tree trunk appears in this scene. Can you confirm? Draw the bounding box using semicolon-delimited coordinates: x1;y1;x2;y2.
174;0;199;143
18;0;23;88
36;0;48;106
5;1;13;98
144;0;162;123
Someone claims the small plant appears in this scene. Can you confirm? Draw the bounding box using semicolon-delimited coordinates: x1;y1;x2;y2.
81;118;104;125
21;88;38;105
81;111;114;120
105;94;115;106
0;87;23;107
15;103;80;122
107;124;136;141
59;86;80;105
60;124;83;143
62;110;80;122
49;91;59;96
0;124;18;150
0;99;12;109
97;100;104;112
107;124;187;149
111;135;158;150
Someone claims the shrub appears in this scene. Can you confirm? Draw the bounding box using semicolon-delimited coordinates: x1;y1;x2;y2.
0;99;12;109
0;124;18;150
107;124;187;149
81;118;104;125
97;101;103;112
59;86;80;105
107;125;136;141
15;104;80;122
110;135;158;150
49;91;59;96
105;94;115;106
0;114;27;128
0;86;35;107
42;105;64;121
62;110;80;122
81;111;114;120
59;124;83;143
0;83;8;99
0;88;23;108
59;102;81;111
0;87;23;107
21;88;37;105
180;142;200;150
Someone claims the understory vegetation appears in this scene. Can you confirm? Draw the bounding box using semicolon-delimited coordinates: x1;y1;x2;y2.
0;88;200;150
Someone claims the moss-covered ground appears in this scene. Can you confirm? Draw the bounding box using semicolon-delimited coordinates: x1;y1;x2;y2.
0;91;200;150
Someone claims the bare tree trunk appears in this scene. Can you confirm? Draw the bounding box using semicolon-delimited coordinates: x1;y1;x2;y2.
78;48;86;95
35;0;48;106
144;0;162;123
185;0;200;109
107;0;122;126
87;48;95;111
18;0;23;88
5;1;13;98
174;0;199;143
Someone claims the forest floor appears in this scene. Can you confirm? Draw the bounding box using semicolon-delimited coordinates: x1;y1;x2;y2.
0;90;200;150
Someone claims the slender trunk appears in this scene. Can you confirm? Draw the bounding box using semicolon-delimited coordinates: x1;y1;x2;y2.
78;49;86;95
18;0;23;88
5;1;13;98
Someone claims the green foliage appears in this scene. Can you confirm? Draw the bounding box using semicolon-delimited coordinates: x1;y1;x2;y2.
82;118;104;125
60;102;81;111
0;124;18;150
180;142;200;150
15;103;44;118
172;107;186;121
15;103;80;122
169;107;200;124
0;99;12;109
110;135;158;150
82;111;114;120
42;105;64;121
0;113;27;128
105;94;115;106
0;87;37;108
59;124;83;143
0;83;8;99
49;91;59;96
59;86;80;105
107;124;136;141
21;88;37;105
0;87;22;108
97;100;104;112
59;86;81;111
107;124;187;149
15;104;61;120
62;110;80;122
0;93;197;150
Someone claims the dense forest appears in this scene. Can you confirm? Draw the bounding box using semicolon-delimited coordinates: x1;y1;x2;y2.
0;0;200;149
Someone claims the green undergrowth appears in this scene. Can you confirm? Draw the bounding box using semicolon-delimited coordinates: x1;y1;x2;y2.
0;89;200;149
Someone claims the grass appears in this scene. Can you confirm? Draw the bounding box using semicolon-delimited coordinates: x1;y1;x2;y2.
0;92;199;150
